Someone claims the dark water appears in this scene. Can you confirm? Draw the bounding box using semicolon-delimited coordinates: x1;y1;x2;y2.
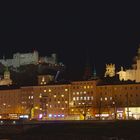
1;120;140;140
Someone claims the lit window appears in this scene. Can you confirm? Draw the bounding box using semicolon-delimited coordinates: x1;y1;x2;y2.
50;105;52;108
82;102;85;105
84;97;86;100
61;108;64;110
58;101;60;104
84;91;86;94
31;96;33;99
65;101;68;104
80;97;83;100
87;86;90;89
84;86;86;89
48;89;51;92
100;97;103;101
44;82;46;84
46;104;48;106
77;97;79;100
73;97;76;101
77;92;79;95
39;94;42;98
65;89;68;91
79;102;81;105
105;97;107;101
73;92;75;95
61;95;64;97
110;97;112;100
87;97;90;100
54;95;56;98
28;96;30;99
71;109;74;112
44;90;47;92
35;106;39;109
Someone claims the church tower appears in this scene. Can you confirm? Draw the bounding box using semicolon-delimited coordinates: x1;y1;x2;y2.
4;67;10;80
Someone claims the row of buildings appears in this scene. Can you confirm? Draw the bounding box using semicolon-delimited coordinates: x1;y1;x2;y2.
1;46;140;120
0;78;140;120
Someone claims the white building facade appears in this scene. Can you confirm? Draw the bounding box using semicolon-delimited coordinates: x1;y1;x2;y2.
118;47;140;83
0;51;57;68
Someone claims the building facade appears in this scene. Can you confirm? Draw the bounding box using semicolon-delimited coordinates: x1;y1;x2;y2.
0;87;21;119
118;47;140;83
1;80;140;120
0;51;57;68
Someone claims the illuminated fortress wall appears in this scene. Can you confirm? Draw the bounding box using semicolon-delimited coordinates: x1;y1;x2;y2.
0;51;57;68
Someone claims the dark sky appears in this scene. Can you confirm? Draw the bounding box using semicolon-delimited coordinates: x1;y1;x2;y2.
1;4;140;80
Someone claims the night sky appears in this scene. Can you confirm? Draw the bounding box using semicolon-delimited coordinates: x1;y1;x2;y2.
1;4;140;80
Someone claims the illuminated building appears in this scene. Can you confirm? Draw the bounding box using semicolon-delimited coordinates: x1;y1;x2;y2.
20;84;70;120
104;64;115;77
117;46;140;82
0;86;21;119
96;83;140;120
0;51;57;68
38;75;54;85
1;80;140;120
69;81;97;120
0;68;12;86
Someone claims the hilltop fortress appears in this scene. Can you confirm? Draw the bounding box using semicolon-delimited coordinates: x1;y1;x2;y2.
0;51;57;68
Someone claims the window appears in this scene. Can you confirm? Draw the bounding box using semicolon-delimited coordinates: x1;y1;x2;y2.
84;91;86;94
65;89;68;92
77;92;79;95
73;97;76;101
61;95;64;97
65;101;68;104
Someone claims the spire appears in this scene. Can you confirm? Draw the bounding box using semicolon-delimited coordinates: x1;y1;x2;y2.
90;66;98;80
93;67;97;78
